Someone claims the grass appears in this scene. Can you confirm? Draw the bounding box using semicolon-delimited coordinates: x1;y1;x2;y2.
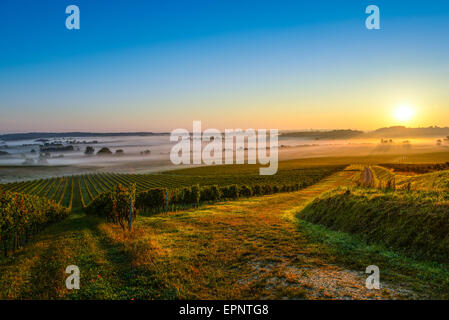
0;165;344;212
299;187;449;263
166;150;449;176
395;170;449;191
3;153;449;300
295;220;449;299
2;168;448;299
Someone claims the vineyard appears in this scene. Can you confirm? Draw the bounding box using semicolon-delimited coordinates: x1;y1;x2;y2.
0;190;69;257
0;165;345;212
352;164;449;192
379;162;449;174
2;161;449;299
300;187;449;263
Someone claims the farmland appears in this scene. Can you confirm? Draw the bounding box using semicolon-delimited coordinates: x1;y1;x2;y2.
351;162;449;192
0;165;345;212
300;187;449;262
2;154;449;299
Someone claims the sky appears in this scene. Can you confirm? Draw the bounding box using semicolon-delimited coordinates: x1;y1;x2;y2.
1;0;449;133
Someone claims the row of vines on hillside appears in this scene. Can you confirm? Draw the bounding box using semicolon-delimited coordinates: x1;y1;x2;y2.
0;166;345;211
358;166;397;190
0;191;69;257
87;181;307;227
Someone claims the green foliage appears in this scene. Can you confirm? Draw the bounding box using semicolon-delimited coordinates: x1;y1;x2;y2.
300;187;449;263
200;185;221;202
188;185;201;205
262;184;272;195
381;162;449;174
86;184;136;230
0;165;344;212
239;185;252;197
136;188;167;209
0;190;69;256
97;147;112;155
252;184;262;195
395;170;449;192
134;180;310;213
220;184;239;199
84;146;95;155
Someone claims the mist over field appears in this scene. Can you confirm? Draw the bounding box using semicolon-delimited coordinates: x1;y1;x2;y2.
1;131;448;183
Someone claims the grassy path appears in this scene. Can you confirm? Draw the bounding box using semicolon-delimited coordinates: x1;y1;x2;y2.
94;169;417;299
0;169;431;299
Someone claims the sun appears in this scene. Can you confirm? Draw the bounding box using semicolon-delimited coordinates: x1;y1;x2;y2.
394;104;414;123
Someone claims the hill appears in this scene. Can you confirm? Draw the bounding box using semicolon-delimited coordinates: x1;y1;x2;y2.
280;129;363;140
299;187;449;263
281;126;449;140
0;132;169;141
366;126;449;138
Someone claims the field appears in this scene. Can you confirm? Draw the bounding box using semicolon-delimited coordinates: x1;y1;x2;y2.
0;164;343;212
1;154;449;299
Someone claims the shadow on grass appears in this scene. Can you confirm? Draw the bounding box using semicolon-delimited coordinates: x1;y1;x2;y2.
293;211;449;299
90;223;179;300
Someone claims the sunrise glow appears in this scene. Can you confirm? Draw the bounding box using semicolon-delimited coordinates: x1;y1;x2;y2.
394;105;415;123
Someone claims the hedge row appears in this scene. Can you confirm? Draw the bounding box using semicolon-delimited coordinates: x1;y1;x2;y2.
380;162;449;174
135;182;304;214
85;182;306;224
86;182;306;225
300;188;449;263
85;184;137;230
0;190;69;257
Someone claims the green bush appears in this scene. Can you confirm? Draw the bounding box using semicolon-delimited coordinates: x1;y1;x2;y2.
136;188;167;209
0;190;69;256
97;147;112;155
220;184;239;199
239;185;252;197
200;185;222;202
86;184;136;230
262;184;272;195
180;185;201;205
252;184;262;196
300;188;449;263
190;185;201;205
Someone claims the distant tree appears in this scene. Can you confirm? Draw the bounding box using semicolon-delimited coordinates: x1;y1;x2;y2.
85;146;95;155
140;149;151;156
115;149;124;155
97;147;112;155
22;158;35;165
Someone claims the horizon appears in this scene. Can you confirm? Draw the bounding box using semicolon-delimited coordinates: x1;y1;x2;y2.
2;125;449;137
1;0;449;131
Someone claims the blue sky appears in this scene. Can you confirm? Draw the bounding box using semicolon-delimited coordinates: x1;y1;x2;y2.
1;0;449;132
